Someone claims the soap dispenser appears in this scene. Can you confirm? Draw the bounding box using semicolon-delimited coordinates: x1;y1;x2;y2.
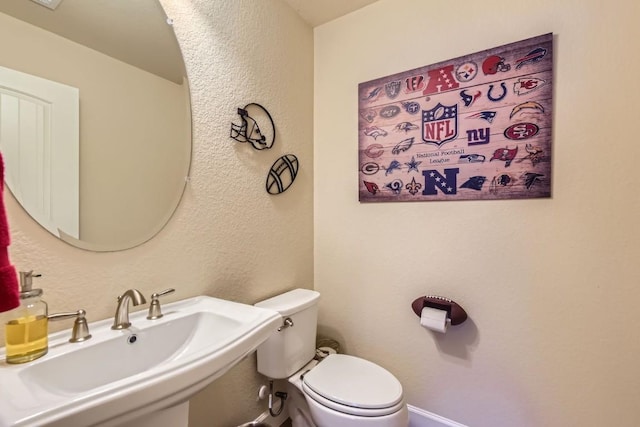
4;271;48;364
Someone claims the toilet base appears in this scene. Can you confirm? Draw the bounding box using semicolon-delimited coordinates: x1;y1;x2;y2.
305;394;409;427
287;382;316;427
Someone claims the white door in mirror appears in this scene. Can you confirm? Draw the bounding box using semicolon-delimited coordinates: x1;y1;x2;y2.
0;65;79;238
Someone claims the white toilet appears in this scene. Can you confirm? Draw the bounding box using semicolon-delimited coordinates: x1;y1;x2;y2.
255;289;409;427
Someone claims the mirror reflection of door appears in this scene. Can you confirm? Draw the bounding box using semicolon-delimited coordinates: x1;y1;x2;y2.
0;65;79;239
0;1;191;251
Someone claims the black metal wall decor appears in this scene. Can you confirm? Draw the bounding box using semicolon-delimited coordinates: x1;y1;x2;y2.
230;103;300;195
266;154;299;195
230;103;276;150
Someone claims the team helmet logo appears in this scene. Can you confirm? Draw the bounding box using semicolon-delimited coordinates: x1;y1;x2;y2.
482;55;511;75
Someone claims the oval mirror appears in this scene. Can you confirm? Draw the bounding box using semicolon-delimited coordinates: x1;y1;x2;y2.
0;0;191;251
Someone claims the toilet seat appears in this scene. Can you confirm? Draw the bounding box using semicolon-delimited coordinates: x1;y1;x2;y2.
301;354;404;417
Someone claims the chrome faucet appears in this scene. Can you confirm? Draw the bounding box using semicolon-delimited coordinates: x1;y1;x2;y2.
111;289;147;330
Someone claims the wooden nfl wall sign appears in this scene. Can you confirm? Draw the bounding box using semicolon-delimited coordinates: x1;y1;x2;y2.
358;33;552;202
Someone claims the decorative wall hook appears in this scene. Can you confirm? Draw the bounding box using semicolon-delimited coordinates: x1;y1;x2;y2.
230;103;275;150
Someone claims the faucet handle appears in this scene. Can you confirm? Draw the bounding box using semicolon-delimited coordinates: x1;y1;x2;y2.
147;288;175;320
48;309;92;342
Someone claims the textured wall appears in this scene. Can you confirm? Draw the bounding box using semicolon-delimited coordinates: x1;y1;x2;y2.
315;0;640;426
2;1;313;426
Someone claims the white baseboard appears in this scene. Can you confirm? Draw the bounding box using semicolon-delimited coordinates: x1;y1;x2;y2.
253;403;464;427
408;404;467;427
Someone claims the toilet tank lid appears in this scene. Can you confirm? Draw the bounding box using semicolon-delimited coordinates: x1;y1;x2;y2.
255;288;320;316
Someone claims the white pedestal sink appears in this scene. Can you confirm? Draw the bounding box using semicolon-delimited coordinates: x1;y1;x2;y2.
0;295;282;427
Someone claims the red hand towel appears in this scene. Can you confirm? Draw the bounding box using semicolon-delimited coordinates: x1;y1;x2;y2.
0;152;19;313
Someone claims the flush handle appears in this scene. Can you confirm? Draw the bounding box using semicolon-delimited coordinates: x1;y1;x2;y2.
277;317;294;332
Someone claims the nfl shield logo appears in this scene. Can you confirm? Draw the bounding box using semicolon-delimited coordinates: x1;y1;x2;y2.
422;103;458;147
385;80;402;99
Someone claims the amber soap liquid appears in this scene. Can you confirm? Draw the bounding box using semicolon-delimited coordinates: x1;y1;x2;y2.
5;315;48;364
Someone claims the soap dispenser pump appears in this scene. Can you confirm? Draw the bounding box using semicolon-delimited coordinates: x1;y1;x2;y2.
4;271;48;364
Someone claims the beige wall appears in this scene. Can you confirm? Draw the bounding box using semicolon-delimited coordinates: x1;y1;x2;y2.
0;11;190;250
315;0;640;426
7;0;640;426
2;0;313;426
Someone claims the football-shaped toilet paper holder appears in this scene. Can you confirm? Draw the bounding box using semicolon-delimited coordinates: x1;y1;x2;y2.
411;295;468;326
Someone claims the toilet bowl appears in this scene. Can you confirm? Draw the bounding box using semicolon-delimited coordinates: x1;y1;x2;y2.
255;289;409;427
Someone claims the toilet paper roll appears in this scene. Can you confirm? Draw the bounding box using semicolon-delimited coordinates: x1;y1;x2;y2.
420;306;449;333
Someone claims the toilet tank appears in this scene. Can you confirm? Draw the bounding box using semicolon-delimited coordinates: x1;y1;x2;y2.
254;288;320;379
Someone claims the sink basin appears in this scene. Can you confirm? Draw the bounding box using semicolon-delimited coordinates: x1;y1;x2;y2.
0;295;281;427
